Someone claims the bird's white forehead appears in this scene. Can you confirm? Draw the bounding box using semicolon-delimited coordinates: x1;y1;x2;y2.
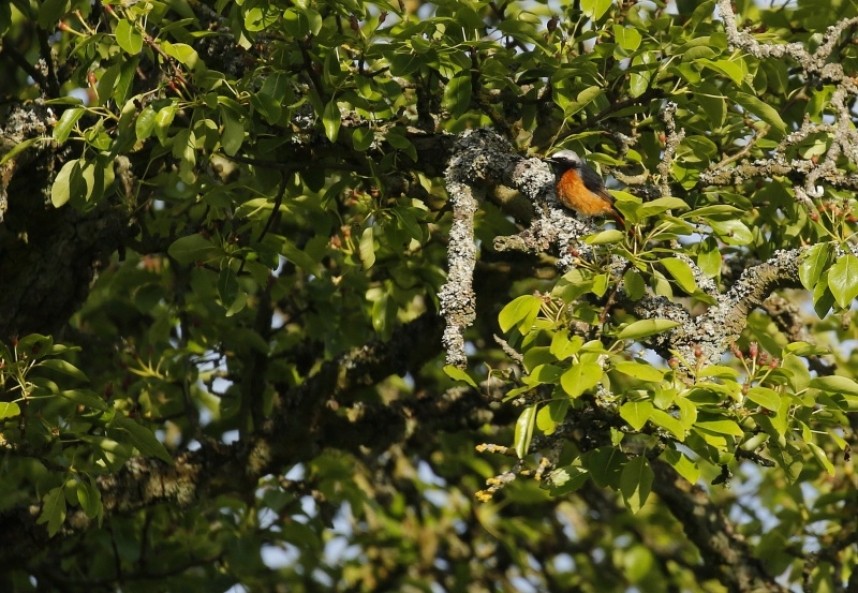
549;149;581;163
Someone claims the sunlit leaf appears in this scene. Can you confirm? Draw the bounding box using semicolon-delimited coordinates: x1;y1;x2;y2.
115;19;143;55
499;295;542;333
620;400;653;431
0;402;21;420
799;242;832;291
620;457;653;514
561;361;603;398
617;319;680;339
828;254;858;309
514;405;537;458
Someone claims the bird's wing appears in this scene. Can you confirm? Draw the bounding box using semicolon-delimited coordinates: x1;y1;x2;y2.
579;163;613;203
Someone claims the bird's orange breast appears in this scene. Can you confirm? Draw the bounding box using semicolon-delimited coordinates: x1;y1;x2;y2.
556;170;615;217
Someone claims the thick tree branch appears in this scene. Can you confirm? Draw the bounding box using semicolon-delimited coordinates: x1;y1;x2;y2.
652;460;789;593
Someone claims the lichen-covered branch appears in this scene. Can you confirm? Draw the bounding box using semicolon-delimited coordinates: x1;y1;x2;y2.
707;1;858;203
439;130;521;366
657;102;684;198
631;249;804;366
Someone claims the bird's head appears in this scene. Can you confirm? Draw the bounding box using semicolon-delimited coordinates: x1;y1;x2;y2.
545;150;583;173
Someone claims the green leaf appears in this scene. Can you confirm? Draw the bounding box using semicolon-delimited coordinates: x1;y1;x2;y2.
709;219;753;245
281;239;322;275
661;448;699;483
810;375;858;396
352;127;374;151
746;386;781;411
60;389;109;412
661;258;697;294
683;205;745;220
135;106;157;141
812;277;835;318
530;364;563;384
386;128;417;161
697;93;726;128
76;478;103;520
798;243;832;291
697;237;722;278
37;0;68;28
282;7;309;37
735;92;787;134
623;269;646;300
807;442;835;476
443;365;478;388
696;417;744;437
254;73;289;123
162;42;199;69
0;401;21;420
111;414;172;463
217;267;240;309
371;293;396;335
585;229;625;244
154;104;177;145
498;295;542;333
614;361;664;382
78;158;114;203
581;0;612;20
37;486;67;536
617;319;680;339
637;197;690;219
50;159;79;208
53;107;84;144
444;72;472;117
620;400;653;431
220;108;244;156
565;86;603;117
649;409;686;440
613;25;642;51
115;19;143;55
168;234;220;265
322;100;341;142
359;226;375;269
172;128;196;184
37;358;89;382
536;399;569;435
95;63;120;107
547;466;590;495
620;457;653;514
114;59;138;107
560;361;603;398
549;332;583;360
828;254;858;309
702;58;745;85
514;404;537;458
388;51;422;76
583;447;626;488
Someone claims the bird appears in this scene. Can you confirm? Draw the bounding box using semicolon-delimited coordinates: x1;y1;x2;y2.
545;150;625;228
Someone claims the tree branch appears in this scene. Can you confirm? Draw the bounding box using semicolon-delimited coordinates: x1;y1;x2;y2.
652;460;789;593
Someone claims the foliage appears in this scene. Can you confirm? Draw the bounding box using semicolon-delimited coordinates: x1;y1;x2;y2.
1;0;857;592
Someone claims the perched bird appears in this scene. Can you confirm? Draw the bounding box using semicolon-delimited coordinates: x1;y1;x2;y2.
545;150;625;228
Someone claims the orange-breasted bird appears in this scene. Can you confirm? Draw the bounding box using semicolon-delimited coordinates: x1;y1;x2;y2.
545;150;625;228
